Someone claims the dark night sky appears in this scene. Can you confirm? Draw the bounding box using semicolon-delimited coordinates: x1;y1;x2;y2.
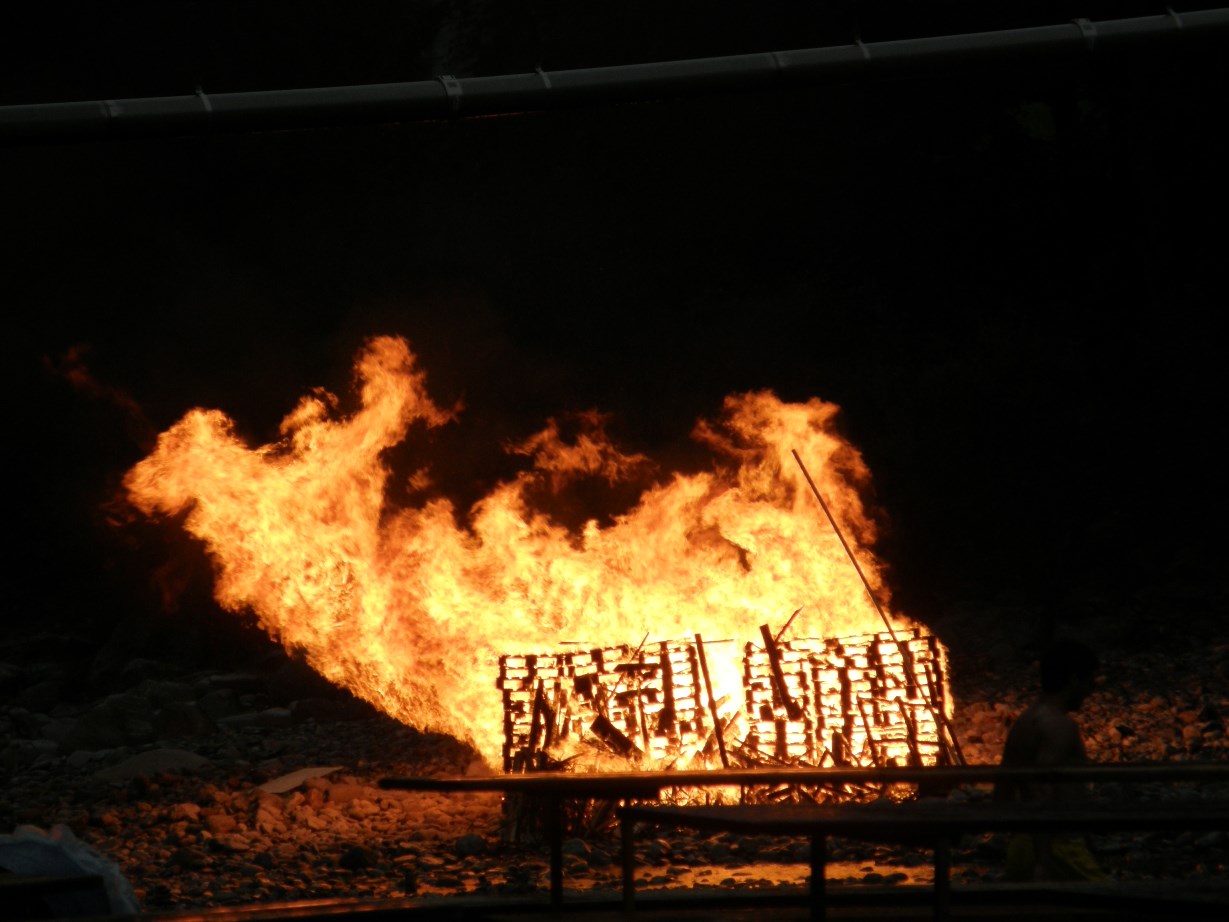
5;2;1226;660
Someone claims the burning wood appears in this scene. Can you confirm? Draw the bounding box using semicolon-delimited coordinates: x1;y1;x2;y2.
744;628;948;768
500;627;948;773
499;641;713;772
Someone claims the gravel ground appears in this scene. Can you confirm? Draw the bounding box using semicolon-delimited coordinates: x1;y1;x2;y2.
3;606;1228;913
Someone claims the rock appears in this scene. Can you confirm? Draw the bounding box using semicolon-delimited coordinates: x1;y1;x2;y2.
120;660;188;686
39;716;79;746
2;738;58;771
454;834;486;857
325;782;371;805
345;800;380;819
133;679;196;708
218;708;293;730
338;845;379;870
169;846;207;869
290;697;368;723
198;688;242;720
256;765;344;794
561;837;589;857
66;749;111;769
92;748;209;782
196;673;268;694
153;701;217;738
16;680;64;713
59;692;158;751
645;839;672;862
209;833;250;853
170;803;202;821
203;813;239;835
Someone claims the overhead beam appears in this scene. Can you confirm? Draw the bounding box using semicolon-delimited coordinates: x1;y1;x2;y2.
3;8;1227;144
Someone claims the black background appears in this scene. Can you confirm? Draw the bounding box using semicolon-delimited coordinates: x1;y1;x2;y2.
5;2;1225;661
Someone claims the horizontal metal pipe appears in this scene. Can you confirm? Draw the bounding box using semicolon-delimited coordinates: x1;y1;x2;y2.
3;8;1227;144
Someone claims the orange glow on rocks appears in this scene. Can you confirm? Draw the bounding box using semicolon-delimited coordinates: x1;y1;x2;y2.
123;334;927;767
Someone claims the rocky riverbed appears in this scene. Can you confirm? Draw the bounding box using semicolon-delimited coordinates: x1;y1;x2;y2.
3;606;1228;914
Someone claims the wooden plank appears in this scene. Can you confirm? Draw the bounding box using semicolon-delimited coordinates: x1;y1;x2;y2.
380;761;1229;796
760;623;804;721
618;799;1229;838
694;633;729;768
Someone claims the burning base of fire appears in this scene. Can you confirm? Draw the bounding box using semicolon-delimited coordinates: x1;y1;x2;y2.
500;627;948;773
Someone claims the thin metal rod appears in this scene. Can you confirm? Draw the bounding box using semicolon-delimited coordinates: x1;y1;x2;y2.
4;9;1227;144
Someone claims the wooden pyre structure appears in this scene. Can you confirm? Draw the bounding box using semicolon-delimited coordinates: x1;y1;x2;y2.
499;626;950;773
743;627;946;767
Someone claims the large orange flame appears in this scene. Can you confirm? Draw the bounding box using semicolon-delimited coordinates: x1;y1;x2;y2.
123;335;916;766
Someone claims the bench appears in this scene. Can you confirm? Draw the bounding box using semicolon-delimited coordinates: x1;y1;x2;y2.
618;798;1229;920
380;761;1229;908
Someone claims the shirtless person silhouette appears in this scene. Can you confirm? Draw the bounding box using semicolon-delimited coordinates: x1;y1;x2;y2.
995;638;1107;881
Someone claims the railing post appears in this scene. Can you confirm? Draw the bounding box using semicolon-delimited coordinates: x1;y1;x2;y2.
548;796;563;906
622;806;637;914
809;832;827;922
933;836;952;921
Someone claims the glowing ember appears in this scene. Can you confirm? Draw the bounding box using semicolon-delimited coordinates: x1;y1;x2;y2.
122;334;940;767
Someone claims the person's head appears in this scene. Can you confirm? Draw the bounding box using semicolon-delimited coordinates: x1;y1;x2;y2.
1039;638;1099;711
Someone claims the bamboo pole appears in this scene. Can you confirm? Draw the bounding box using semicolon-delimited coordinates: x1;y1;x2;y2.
925;661;966;766
790;449;965;765
774;606;804;644
857;697;885;768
